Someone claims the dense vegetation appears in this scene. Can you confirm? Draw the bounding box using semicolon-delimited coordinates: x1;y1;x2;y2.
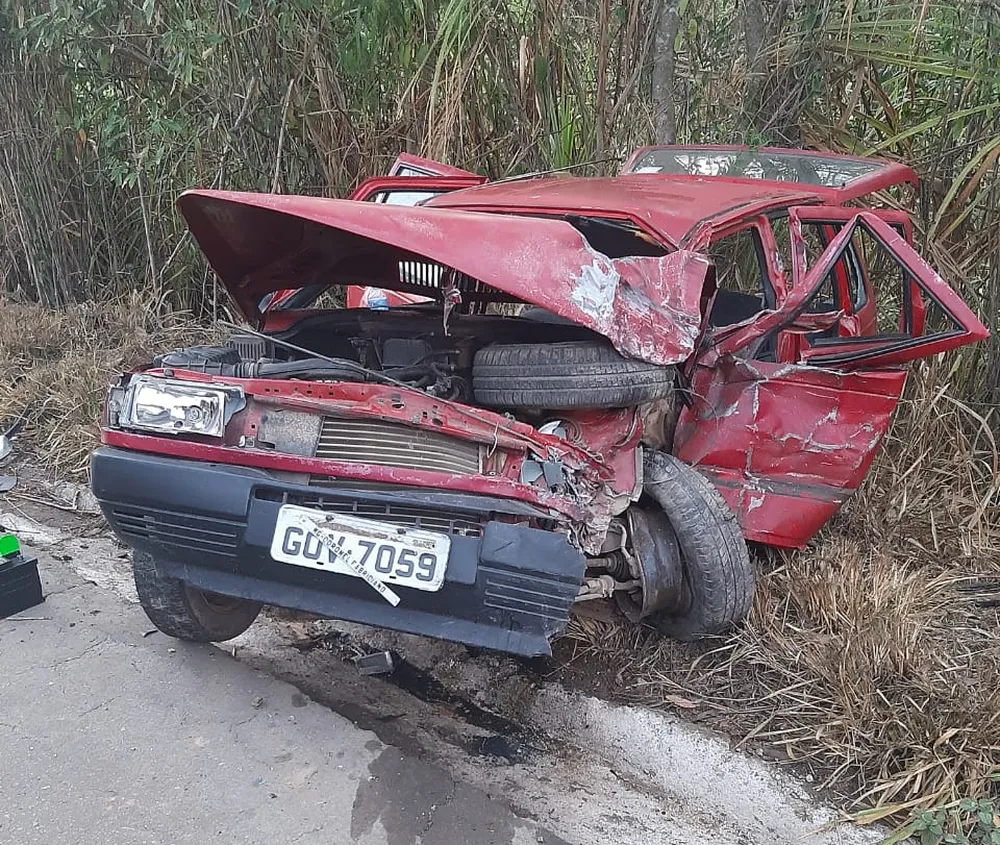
1;0;999;828
3;2;999;383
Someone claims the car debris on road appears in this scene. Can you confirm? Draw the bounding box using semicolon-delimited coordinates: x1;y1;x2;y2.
0;530;43;618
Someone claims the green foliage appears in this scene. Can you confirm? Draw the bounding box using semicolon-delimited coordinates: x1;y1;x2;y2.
0;0;660;312
881;798;1000;845
0;0;998;398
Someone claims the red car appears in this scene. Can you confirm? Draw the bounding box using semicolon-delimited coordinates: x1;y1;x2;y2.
91;146;988;656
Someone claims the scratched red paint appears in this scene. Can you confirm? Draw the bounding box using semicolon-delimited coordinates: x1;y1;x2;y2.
105;145;989;550
673;358;906;546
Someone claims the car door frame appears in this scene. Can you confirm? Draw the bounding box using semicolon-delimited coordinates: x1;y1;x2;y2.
709;209;987;366
785;207;986;368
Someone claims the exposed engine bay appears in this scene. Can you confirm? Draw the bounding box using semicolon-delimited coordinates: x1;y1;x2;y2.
155;306;598;407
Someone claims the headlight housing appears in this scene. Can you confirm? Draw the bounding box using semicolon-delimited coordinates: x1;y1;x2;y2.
118;376;245;438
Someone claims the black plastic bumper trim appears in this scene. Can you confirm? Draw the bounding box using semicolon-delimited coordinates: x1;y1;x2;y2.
91;446;585;656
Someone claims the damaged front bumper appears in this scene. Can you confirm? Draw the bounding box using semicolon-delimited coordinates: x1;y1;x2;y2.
91;447;586;656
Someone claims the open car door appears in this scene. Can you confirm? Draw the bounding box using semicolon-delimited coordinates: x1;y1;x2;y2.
674;209;988;548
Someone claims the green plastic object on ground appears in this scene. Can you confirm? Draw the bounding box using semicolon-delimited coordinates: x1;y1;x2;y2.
0;532;21;558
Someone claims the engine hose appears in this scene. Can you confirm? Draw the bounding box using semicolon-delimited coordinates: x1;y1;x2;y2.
251;359;370;381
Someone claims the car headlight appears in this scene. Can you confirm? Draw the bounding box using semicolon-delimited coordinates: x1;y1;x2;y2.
119;376;245;437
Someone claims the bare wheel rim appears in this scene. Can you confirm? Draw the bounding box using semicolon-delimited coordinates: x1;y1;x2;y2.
186;586;247;614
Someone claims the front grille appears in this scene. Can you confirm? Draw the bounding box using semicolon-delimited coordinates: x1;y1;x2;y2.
315;417;481;476
260;489;484;538
111;507;241;558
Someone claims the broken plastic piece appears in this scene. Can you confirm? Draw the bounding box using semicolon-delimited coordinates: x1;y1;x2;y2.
520;460;544;484
541;461;565;489
355;650;395;676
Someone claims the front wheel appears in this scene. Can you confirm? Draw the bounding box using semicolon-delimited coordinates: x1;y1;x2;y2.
132;551;262;642
640;452;755;640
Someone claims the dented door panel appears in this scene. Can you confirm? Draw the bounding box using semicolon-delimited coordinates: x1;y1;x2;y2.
673;357;906;547
679;207;984;546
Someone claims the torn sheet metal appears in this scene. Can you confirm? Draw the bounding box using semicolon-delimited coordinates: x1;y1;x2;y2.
673;356;906;548
176;191;710;366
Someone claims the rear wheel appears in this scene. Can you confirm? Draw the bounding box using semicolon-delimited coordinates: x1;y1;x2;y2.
132;551;262;642
639;452;754;639
473;341;675;410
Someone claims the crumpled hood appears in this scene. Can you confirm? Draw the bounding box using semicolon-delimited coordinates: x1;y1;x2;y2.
177;189;712;366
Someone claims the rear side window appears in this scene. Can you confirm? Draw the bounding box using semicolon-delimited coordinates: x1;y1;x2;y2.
369;189;442;206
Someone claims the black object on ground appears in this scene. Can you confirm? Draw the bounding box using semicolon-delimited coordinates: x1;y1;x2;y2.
355;650;396;676
0;532;44;618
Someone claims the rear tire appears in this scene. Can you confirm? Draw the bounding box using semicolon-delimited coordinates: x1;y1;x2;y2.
641;452;754;639
473;341;675;409
132;551;262;642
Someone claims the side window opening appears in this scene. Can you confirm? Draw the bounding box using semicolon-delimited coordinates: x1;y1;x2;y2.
853;225;916;335
771;215;866;314
794;215;967;362
370;190;440;206
706;228;772;328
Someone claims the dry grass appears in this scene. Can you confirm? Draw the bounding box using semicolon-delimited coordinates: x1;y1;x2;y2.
0;294;218;476
565;364;1000;821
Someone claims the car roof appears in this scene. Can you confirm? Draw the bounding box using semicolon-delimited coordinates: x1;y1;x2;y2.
427;146;918;246
426;175;828;246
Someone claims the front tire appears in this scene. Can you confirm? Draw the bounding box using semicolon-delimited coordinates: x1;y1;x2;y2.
641;452;754;639
133;551;262;642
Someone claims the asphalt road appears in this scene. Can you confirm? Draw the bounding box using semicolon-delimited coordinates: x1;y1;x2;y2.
0;560;568;845
0;500;888;845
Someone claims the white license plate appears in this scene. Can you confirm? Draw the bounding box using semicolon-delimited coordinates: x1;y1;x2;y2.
269;505;450;594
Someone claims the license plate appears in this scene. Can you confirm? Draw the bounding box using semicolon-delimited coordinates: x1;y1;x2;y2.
269;505;450;594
